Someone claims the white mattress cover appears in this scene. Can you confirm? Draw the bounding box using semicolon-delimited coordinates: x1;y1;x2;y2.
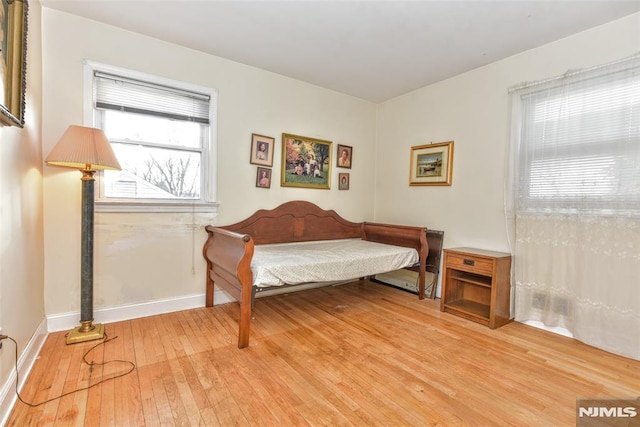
251;238;418;288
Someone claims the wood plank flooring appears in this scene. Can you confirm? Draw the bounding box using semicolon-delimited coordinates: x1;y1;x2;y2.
7;280;640;426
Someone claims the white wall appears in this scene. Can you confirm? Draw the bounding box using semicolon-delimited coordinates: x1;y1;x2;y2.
375;13;640;289
41;9;377;320
40;8;640;319
0;0;45;413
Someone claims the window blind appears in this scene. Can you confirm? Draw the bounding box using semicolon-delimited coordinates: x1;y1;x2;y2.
94;72;210;124
514;55;640;213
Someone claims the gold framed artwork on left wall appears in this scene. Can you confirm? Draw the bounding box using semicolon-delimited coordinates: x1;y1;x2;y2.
0;0;28;127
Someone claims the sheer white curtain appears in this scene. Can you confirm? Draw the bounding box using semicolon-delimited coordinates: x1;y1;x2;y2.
506;54;640;360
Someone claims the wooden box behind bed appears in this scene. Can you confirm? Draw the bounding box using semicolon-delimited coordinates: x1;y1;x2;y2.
203;200;428;348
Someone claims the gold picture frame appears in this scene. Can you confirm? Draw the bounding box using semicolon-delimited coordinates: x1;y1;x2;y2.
409;141;454;186
281;133;332;189
0;0;28;127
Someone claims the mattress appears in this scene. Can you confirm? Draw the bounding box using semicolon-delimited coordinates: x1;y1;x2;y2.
251;238;419;288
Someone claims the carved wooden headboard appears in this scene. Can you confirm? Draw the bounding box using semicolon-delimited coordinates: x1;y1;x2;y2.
221;201;363;245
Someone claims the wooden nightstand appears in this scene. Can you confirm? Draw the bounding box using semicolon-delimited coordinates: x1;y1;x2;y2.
440;247;512;329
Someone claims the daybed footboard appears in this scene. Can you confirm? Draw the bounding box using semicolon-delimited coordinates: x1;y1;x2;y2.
203;226;254;348
363;222;429;298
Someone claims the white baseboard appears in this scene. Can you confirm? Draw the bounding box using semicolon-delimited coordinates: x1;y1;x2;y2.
214;288;234;305
0;319;48;426
520;320;574;338
46;291;238;332
46;283;354;332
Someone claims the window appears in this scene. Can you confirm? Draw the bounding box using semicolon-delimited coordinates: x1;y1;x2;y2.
507;55;640;360
513;58;640;215
83;61;217;212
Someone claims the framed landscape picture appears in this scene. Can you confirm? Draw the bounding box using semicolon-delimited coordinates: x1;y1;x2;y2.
409;141;454;186
250;133;275;166
281;133;332;189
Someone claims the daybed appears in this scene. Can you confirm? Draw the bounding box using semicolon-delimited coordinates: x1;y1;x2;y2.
203;201;428;348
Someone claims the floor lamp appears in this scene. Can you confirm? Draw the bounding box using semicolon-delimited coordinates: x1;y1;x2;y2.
46;125;121;344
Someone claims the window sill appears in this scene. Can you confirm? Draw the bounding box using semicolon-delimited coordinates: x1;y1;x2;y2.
95;200;220;213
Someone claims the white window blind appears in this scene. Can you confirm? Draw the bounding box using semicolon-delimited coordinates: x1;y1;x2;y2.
514;56;640;214
94;72;210;124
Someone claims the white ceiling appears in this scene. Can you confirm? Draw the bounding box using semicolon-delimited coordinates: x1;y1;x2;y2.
41;0;640;102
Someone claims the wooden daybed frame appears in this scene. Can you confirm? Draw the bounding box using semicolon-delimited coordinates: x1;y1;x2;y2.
203;200;428;348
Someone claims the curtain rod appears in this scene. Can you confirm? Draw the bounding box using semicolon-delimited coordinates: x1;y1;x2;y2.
508;52;640;93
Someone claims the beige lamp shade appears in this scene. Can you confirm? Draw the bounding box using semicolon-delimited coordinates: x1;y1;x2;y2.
46;125;122;171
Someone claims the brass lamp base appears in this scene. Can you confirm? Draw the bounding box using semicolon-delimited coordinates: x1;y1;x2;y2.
66;321;105;345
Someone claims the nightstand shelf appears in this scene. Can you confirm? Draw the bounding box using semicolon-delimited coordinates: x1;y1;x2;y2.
449;270;492;288
444;299;491;320
440;247;512;329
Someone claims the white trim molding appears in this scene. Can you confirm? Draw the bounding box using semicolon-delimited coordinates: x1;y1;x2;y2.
0;319;48;425
46;290;233;333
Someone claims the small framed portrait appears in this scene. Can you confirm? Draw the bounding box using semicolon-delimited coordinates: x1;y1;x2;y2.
256;167;272;188
250;133;275;167
338;173;350;190
336;144;352;169
409;141;454;186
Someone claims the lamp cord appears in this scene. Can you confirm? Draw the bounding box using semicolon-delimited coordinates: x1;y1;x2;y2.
1;331;136;408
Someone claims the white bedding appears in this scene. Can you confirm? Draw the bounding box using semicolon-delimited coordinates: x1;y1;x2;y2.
251;238;418;288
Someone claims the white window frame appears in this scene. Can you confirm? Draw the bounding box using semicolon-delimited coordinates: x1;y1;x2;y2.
83;60;218;213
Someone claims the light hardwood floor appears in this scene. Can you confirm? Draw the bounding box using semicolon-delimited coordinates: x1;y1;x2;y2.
7;280;640;426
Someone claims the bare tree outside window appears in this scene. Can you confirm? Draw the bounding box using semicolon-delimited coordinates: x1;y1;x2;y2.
141;155;199;198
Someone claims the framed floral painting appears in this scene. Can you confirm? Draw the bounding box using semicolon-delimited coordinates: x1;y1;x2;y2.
281;133;332;189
